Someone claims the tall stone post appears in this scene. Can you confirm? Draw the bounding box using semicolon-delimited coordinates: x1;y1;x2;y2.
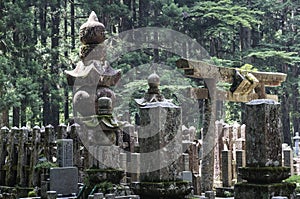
29;126;41;187
0;127;9;185
132;73;192;199
221;150;232;187
6;127;18;186
235;99;296;199
235;150;245;183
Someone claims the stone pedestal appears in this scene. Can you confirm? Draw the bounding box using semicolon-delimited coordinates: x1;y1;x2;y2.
235;100;295;199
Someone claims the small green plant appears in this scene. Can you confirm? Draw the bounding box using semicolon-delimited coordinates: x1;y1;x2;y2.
34;161;58;170
98;181;114;193
224;190;234;197
28;190;37;197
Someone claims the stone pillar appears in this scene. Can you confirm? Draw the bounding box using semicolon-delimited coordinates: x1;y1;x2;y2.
130;153;140;182
57;124;67;140
18;126;29;186
132;73;192;198
70;123;81;168
0;127;8;185
235;100;296;199
221;150;232;187
45;125;55;162
57;139;73;167
29;126;41;187
138;105;182;182
283;148;294;176
235;150;245;183
183;153;189;171
293;132;300;156
245;101;282;167
6;127;18;186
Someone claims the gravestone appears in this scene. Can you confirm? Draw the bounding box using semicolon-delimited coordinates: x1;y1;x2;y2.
235;99;296;199
57;139;73;167
49;167;78;195
221;150;232;187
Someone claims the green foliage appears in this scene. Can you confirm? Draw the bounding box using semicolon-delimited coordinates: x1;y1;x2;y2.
34;161;58;170
284;175;300;193
28;190;37;197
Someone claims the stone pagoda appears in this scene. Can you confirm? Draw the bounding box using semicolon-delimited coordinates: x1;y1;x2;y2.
64;11;124;193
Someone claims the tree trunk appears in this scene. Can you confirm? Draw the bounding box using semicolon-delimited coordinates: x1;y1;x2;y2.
50;0;61;129
20;100;26;127
13;107;20;127
138;0;149;27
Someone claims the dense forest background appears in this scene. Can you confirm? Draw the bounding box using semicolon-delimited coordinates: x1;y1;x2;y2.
0;0;300;145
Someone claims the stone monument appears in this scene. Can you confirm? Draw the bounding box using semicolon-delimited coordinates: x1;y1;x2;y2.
64;11;124;196
234;99;295;199
132;73;192;199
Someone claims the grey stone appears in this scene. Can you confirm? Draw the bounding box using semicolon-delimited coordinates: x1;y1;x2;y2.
272;197;288;199
50;167;78;195
57;139;73;167
205;191;215;199
182;171;192;182
222;150;232;187
105;194;115;199
93;193;104;199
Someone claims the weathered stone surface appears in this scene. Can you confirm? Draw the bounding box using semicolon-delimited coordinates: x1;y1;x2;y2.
244;100;282;167
57;139;73;167
138;106;182;181
234;183;296;199
221;150;232;187
131;181;192;199
49;167;78;195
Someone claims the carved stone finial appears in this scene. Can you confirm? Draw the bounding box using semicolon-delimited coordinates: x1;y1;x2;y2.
98;97;113;115
147;73;161;95
79;11;105;45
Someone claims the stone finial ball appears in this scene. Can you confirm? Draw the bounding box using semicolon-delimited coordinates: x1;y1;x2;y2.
79;11;105;44
147;73;160;87
73;90;95;116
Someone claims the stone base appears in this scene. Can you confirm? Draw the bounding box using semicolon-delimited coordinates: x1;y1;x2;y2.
216;187;234;197
131;181;192;199
234;182;296;199
85;168;125;184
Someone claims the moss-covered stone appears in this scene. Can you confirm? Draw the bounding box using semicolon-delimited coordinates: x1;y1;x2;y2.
131;181;192;199
234;182;296;199
239;166;290;183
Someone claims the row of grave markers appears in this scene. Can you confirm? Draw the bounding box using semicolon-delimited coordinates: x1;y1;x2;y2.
0;120;296;195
